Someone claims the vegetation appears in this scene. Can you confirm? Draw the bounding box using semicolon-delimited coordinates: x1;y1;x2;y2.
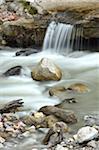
19;0;38;15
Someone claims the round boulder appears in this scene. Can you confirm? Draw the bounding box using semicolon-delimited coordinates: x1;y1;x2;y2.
31;58;62;81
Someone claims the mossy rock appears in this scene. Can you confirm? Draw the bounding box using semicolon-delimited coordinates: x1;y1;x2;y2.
19;0;38;15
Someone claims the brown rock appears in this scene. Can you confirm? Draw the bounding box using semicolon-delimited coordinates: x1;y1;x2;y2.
49;86;66;96
67;83;90;93
39;106;77;124
31;58;62;81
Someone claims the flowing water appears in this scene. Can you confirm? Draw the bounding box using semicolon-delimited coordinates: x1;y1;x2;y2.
0;22;99;149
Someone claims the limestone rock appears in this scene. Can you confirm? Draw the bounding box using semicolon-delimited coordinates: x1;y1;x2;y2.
75;126;98;143
31;58;62;81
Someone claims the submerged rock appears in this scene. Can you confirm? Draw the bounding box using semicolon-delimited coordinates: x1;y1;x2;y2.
67;83;90;93
15;48;39;56
3;66;22;77
49;86;66;96
31;58;62;81
39;105;77;124
75;126;98;144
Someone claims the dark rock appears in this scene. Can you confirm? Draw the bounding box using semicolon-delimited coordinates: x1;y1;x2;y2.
3;66;22;77
0;99;24;114
15;49;39;56
39;106;77;124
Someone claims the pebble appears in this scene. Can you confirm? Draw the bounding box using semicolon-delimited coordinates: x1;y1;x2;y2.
22;131;30;137
27;126;35;133
87;140;97;148
0;136;5;143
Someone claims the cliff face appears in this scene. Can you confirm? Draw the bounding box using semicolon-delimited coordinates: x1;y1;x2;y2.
0;0;99;49
27;0;99;38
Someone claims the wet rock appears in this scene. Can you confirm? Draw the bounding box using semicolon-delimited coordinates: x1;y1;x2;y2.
43;122;68;146
15;49;39;56
67;83;90;93
0;99;24;114
31;58;62;81
49;86;77;103
3;66;22;77
84;115;99;126
49;86;66;96
75;126;98;144
39;106;77;124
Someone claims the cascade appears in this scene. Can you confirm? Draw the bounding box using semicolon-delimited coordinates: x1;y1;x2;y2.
43;21;83;54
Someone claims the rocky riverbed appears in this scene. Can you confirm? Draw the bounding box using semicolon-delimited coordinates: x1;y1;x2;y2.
0;100;99;150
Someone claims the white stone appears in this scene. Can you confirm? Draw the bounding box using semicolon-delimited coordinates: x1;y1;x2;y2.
55;144;68;150
0;143;4;148
0;0;5;5
0;136;5;143
76;126;98;143
22;131;30;137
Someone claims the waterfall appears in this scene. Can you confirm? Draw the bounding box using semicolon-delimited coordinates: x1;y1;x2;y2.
43;21;83;55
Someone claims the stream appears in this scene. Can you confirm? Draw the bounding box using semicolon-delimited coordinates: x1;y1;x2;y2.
0;48;99;149
0;49;99;116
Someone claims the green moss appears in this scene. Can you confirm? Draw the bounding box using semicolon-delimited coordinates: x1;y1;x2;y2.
19;0;37;15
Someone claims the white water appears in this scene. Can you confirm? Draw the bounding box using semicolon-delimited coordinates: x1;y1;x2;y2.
0;50;99;116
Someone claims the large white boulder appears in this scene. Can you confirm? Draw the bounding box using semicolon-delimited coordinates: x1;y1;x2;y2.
75;126;98;143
